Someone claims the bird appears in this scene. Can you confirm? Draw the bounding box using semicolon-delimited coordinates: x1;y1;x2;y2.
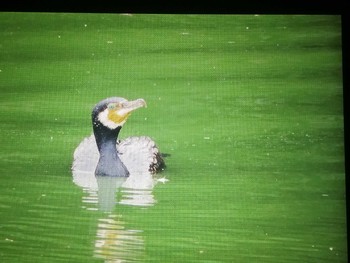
72;97;165;181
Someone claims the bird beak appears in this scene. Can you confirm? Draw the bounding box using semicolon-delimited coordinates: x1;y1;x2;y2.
119;98;147;115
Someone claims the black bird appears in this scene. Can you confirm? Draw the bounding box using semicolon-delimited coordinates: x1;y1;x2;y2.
72;97;165;178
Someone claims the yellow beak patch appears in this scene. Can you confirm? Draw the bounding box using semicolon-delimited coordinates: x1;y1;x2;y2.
108;110;130;125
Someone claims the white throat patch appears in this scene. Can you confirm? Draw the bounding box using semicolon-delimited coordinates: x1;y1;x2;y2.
97;109;126;129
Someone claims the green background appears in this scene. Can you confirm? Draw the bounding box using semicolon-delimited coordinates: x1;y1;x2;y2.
0;13;346;262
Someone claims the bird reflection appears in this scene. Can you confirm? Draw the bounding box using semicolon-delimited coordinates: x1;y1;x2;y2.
94;214;145;262
77;176;148;262
74;171;160;210
96;176;126;211
74;173;165;262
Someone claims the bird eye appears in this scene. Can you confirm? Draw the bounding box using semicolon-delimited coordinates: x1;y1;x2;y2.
107;103;117;110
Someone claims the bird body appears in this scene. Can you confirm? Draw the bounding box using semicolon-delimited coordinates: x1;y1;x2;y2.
72;134;164;176
72;97;165;186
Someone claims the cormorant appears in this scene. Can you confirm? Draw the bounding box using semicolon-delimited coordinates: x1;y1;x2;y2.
72;97;165;179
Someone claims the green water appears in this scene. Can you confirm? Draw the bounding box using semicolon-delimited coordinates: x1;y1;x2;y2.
0;13;346;262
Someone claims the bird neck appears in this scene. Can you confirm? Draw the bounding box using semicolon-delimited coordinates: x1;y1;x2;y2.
93;125;129;177
93;125;120;152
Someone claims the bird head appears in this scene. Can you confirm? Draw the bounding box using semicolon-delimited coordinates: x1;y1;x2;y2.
92;97;147;130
